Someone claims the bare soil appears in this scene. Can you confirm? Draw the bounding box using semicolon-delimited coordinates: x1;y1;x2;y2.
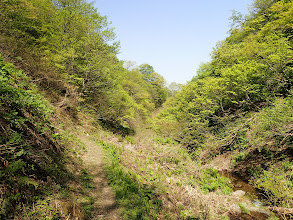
79;135;121;220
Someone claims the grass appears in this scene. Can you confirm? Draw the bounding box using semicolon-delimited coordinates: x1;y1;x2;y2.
86;122;243;219
195;168;233;195
238;202;250;214
99;140;162;219
153;137;178;145
80;169;95;189
254;161;293;208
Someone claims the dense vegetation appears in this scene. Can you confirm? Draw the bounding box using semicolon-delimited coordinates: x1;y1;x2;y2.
0;54;70;218
0;0;169;134
156;0;293;211
1;0;293;219
156;0;293;147
0;0;169;218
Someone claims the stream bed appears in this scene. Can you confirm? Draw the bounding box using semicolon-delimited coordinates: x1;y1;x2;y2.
219;170;271;220
220;170;262;201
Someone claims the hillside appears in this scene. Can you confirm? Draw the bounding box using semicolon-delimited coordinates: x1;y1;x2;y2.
155;0;293;218
0;0;293;219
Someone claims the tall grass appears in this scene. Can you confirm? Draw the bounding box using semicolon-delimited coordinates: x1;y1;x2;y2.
99;140;162;219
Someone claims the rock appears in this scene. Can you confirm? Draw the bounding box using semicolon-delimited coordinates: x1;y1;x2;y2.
230;204;241;213
232;190;246;197
252;199;263;207
247;207;271;217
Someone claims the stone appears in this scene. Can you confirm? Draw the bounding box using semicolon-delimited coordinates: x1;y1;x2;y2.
232;190;246;197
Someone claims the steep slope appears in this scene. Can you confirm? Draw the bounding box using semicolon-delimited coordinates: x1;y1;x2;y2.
1;0;293;219
0;55;69;218
155;0;293;217
0;0;169;135
0;0;170;219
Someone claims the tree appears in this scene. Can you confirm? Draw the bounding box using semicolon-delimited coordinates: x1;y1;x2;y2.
123;60;137;70
168;82;182;96
148;72;168;107
155;0;293;147
139;63;155;81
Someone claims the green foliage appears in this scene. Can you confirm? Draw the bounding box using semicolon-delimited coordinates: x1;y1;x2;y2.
80;169;95;189
99;140;162;219
0;55;70;218
156;0;293;149
153;0;293;210
17;197;63;220
232;152;246;163
125;136;136;145
139;63;155;81
121;68;155;114
0;0;169;134
254;161;293;208
153;137;178;145
148;72;169;107
238;202;250;214
138;64;169;108
168;82;182;96
155;75;220;148
218;97;293;207
190;168;232;195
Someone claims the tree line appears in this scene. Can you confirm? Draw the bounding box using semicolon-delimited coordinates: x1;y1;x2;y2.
0;0;170;134
155;0;293;148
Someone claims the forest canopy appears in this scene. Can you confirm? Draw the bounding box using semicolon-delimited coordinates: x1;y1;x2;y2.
1;0;293;218
0;0;169;133
155;0;293;148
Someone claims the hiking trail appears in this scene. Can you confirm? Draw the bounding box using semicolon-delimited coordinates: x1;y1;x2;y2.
79;135;121;220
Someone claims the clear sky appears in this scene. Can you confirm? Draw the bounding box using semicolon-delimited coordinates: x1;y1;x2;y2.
94;0;252;84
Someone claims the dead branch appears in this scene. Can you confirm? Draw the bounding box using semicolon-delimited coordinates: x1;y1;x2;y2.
280;132;293;146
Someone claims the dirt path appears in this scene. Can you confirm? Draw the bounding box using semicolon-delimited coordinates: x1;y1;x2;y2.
79;135;121;220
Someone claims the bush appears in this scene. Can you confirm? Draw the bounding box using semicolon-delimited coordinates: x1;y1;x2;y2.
0;55;69;218
193;168;232;195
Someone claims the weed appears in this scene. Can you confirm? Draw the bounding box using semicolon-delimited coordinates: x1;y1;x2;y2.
82;196;95;218
153;137;178;145
254;163;293;208
196;168;233;195
238;202;250;214
80;169;95;189
125;136;136;145
99;140;162;219
0;55;73;219
233;152;246;163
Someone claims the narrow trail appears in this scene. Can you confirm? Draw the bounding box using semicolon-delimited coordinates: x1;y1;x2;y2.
79;135;121;220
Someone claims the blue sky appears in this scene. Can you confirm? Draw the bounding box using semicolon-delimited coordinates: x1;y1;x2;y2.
94;0;252;84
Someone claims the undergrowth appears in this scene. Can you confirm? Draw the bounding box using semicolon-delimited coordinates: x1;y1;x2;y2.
0;54;92;219
233;98;293;208
254;160;293;208
0;55;73;218
210;97;293;208
98;140;162;219
93;125;236;219
196;168;232;195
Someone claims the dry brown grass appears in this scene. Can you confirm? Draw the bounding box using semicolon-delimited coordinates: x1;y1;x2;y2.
86;119;264;219
78;135;121;220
